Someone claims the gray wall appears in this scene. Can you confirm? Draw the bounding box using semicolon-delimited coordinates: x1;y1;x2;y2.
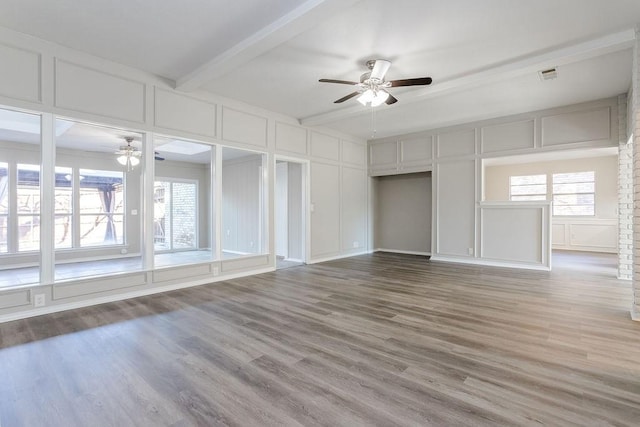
375;172;432;254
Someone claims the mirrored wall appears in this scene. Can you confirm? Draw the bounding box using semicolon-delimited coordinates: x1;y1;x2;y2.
153;136;214;268
221;147;266;259
0;107;42;287
54;120;143;282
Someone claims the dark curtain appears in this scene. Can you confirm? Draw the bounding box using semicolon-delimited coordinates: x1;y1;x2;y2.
99;186;116;242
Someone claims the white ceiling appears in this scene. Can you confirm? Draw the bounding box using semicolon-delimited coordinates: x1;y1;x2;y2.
0;0;638;140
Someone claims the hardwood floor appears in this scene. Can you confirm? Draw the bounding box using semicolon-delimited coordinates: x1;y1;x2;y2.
0;252;638;426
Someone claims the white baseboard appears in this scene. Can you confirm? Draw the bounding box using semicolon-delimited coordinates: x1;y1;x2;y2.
430;255;551;272
307;250;373;264
375;248;431;256
0;266;275;324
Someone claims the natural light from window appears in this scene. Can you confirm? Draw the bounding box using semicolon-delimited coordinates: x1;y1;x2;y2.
552;171;595;216
509;174;547;201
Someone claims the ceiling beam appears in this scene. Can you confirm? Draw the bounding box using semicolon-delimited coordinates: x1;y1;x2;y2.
176;0;357;92
300;29;636;127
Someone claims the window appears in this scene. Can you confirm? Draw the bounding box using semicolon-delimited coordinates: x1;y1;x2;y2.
17;164;40;252
55;167;73;249
0;162;7;253
154;179;197;251
552;171;595;216
509;174;547;201
79;169;124;246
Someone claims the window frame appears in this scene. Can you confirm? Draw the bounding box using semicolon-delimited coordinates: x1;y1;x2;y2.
154;176;199;253
551;171;595;217
508;174;548;202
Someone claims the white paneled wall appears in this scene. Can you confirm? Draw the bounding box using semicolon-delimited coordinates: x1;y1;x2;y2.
370;97;620;270
0;26;369;321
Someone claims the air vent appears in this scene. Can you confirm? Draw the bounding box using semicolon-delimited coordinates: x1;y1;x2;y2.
538;67;558;81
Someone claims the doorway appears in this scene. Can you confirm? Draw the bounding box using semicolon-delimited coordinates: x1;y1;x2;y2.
275;158;307;269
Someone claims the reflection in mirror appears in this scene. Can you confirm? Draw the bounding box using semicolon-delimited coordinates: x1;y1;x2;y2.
153;136;214;268
0;108;41;287
221;147;265;259
54;119;143;282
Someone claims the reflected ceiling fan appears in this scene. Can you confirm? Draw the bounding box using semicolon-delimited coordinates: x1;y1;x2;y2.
319;59;432;107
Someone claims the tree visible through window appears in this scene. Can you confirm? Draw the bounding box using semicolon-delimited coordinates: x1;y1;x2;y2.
509;174;547;201
552;171;595;216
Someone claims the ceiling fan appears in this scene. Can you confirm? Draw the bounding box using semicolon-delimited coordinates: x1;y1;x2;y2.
115;136;142;170
319;59;432;107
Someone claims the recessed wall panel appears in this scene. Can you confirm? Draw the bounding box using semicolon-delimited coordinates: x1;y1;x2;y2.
54;59;145;122
310;131;340;161
154;88;216;137
311;162;340;257
369;141;397;167
401;137;432;164
436;160;475;256
275;122;307;154
437;129;476;158
53;273;147;300
0;43;40;102
342;140;366;166
221;107;268;147
0;289;31;310
341;167;367;251
542;107;611;146
481;120;534;153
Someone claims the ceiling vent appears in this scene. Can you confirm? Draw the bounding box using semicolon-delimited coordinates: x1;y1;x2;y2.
538;67;558;81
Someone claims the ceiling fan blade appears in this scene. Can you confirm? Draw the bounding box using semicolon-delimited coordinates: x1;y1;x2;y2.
334;91;360;103
389;77;433;87
370;59;391;81
319;78;359;85
385;93;398;105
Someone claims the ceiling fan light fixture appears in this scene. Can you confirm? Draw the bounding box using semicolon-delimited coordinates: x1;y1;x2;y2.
116;155;129;166
371;90;390;107
357;89;374;105
357;89;389;107
115;136;141;171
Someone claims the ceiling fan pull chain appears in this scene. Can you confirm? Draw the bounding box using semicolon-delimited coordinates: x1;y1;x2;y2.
371;105;377;139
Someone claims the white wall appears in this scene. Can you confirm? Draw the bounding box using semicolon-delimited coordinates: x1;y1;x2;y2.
370;97;620;268
0;25;369;321
484;155;618;252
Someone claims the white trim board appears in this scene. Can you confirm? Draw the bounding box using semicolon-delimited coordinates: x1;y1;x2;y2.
375;249;431;256
0;266;275;324
430;255;551;272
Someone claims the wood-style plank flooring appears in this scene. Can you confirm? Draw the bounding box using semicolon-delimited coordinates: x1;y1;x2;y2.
0;252;639;426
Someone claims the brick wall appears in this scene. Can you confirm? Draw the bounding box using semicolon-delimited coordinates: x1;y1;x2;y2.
632;27;640;319
619;94;633;280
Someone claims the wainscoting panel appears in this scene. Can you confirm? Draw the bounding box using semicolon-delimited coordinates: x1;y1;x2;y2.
275;122;307;155
310;131;340;161
221;107;268;147
0;43;41;103
154;88;216;137
0;289;31;310
54;59;145;123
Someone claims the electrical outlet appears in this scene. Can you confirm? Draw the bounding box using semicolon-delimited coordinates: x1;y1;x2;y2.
353;241;360;248
34;293;45;308
213;266;219;276
468;247;474;256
